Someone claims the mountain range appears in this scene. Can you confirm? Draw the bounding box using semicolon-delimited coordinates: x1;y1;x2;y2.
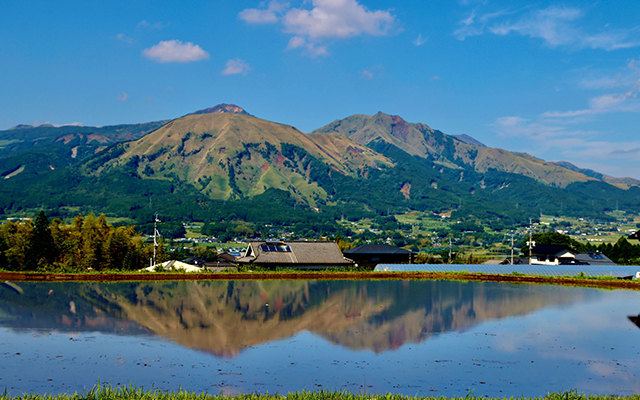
1;104;638;227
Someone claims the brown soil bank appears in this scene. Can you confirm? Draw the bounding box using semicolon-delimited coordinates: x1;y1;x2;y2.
1;270;640;290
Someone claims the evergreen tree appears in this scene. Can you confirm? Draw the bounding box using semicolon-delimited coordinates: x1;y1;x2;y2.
26;211;57;270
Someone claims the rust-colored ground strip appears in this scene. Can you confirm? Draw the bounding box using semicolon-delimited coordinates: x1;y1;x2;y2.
1;271;640;290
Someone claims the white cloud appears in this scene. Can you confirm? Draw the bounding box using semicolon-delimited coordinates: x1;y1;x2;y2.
240;0;397;56
455;5;640;51
142;40;209;63
413;33;427;46
286;36;328;57
282;0;396;40
543;77;640;120
454;8;513;40
33;121;83;128
360;70;374;79
137;20;169;30
116;33;134;44
221;59;251;76
489;6;582;47
239;1;288;24
491;60;640;178
116;92;129;102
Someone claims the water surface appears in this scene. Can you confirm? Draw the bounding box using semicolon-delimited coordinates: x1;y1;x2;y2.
0;280;638;397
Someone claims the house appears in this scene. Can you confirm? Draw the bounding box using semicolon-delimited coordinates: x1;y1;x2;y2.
203;253;238;271
504;245;617;266
530;245;578;265
343;244;413;269
573;251;616;266
494;249;615;266
235;240;354;269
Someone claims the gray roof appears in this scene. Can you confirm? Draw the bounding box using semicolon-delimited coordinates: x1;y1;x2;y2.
237;241;353;265
574;252;616;266
344;244;412;255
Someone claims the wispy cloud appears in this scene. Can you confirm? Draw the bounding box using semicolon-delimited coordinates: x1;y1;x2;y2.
239;1;288;24
240;0;398;56
116;92;129;102
221;59;251;76
32;120;84;128
454;8;514;40
360;70;374;79
286;36;328;57
491;59;640;177
413;33;427;46
544;60;640;119
137;20;169;30
116;33;134;44
455;5;640;51
142;40;209;63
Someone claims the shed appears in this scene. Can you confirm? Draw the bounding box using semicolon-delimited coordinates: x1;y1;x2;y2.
343;244;413;269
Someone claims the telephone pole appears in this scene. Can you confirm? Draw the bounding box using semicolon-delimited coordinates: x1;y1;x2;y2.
528;218;533;265
153;214;161;267
511;231;514;265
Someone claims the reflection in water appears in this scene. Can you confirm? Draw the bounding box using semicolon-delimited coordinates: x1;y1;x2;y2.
0;280;587;357
1;280;639;397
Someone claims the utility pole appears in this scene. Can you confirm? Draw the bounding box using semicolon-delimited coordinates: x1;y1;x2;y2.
528;218;533;265
449;237;452;263
153;214;161;267
511;231;514;265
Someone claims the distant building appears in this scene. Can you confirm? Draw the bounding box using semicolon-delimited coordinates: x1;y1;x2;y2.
236;240;354;269
203;253;238;271
343;244;413;269
530;245;578;265
496;245;615;266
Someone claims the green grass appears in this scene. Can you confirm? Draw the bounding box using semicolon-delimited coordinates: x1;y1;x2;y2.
0;386;637;400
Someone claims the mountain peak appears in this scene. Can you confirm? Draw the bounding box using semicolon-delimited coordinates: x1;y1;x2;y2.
8;124;35;130
188;104;250;116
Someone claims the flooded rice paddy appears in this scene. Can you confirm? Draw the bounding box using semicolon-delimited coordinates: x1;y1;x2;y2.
0;279;639;397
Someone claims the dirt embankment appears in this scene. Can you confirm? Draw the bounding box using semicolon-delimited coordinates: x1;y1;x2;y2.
1;271;640;290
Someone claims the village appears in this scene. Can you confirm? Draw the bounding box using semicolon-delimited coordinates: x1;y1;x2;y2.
151;210;640;276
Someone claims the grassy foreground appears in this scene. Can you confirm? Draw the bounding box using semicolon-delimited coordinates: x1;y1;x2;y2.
1;387;639;400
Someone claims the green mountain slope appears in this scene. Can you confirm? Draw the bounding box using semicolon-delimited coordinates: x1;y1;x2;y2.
313;112;602;188
0;120;168;180
89;108;392;205
2;105;640;231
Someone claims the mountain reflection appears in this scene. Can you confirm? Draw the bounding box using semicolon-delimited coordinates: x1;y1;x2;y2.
0;280;591;357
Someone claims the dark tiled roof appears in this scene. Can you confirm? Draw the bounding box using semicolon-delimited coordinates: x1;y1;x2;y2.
237;241;352;265
574;252;616;266
344;244;412;255
531;245;575;255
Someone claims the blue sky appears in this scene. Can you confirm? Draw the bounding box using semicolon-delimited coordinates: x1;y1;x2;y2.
2;0;640;178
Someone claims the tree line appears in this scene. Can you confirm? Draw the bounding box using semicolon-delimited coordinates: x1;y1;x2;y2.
0;211;162;272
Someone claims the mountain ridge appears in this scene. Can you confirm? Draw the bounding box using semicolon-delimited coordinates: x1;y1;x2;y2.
312;112;603;188
89;111;392;205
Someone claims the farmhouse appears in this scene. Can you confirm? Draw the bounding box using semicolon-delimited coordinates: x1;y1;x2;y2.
236;240;354;269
